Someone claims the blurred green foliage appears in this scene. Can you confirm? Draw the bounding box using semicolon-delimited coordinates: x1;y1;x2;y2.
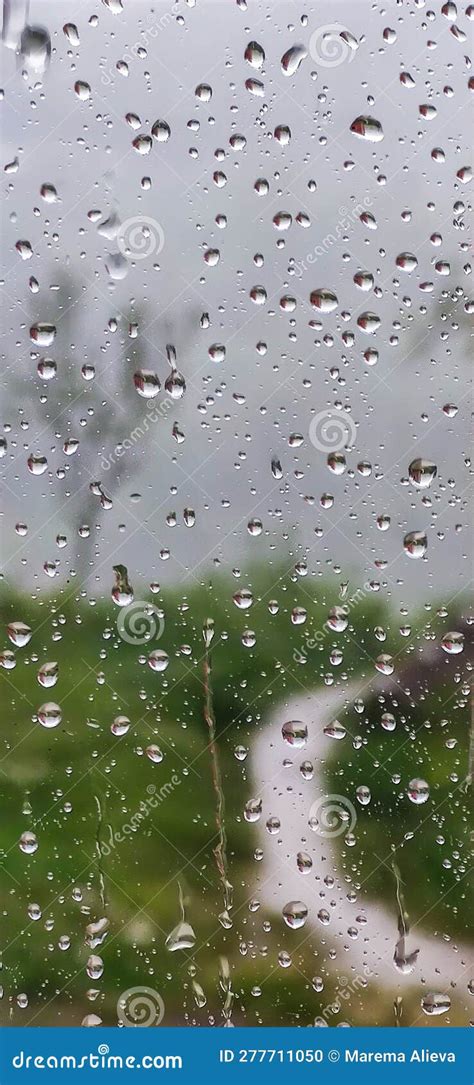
0;570;470;1025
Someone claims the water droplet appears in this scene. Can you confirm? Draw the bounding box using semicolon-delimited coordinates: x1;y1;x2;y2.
63;23;80;46
111;565;134;607
310;288;338;313
244;798;262;823
233;588;253;610
7;622;32;647
327;606;348;632
166;921;196;952
357;311;381;334
407;778;430;805
16;239;33;260
30;323;56;346
396;252;418;273
152;119;171;142
74;81;91;101
296;852;312;874
148;650;169;673
20;25;51;75
19;831;38;855
146;744;164;763
86;955;104;980
244;41;265;70
282;900;308;929
134;370;161;398
40;183;58;203
441;631;464;655
350;116;384;142
111;715;130;737
85;917;110;949
323;720;347;740
375;654;394;675
381;712;397;731
132;135;153;155
408;458;437;489
274;124;291;145
27;455;48;475
281;720;307;748
37;702;62;729
421;992;451;1016
195;83;212;102
403;530;428;559
281;45;307;76
37;661;58;688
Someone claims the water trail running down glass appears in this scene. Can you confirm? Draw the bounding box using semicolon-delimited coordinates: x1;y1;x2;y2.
392;855;419;976
202;619;233;927
94;793;108;912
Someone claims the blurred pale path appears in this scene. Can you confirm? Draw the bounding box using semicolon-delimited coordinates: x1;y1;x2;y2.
254;681;473;999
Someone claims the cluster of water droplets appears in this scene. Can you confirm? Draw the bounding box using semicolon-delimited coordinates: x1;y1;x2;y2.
0;0;472;1030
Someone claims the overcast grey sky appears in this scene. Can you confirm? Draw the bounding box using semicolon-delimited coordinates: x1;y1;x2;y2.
1;0;471;607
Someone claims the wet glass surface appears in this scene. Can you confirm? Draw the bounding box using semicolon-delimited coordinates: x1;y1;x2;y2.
0;0;472;1028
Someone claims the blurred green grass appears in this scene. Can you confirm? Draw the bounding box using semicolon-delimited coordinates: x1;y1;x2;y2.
0;570;470;1025
327;686;472;942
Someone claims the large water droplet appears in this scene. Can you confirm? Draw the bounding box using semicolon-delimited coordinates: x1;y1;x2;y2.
20;24;51;75
407;778;430;805
281;720;308;748
350;115;384;142
282;900;308;929
281;45;307;76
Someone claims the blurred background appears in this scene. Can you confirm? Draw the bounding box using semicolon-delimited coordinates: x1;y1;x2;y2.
0;0;472;1027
